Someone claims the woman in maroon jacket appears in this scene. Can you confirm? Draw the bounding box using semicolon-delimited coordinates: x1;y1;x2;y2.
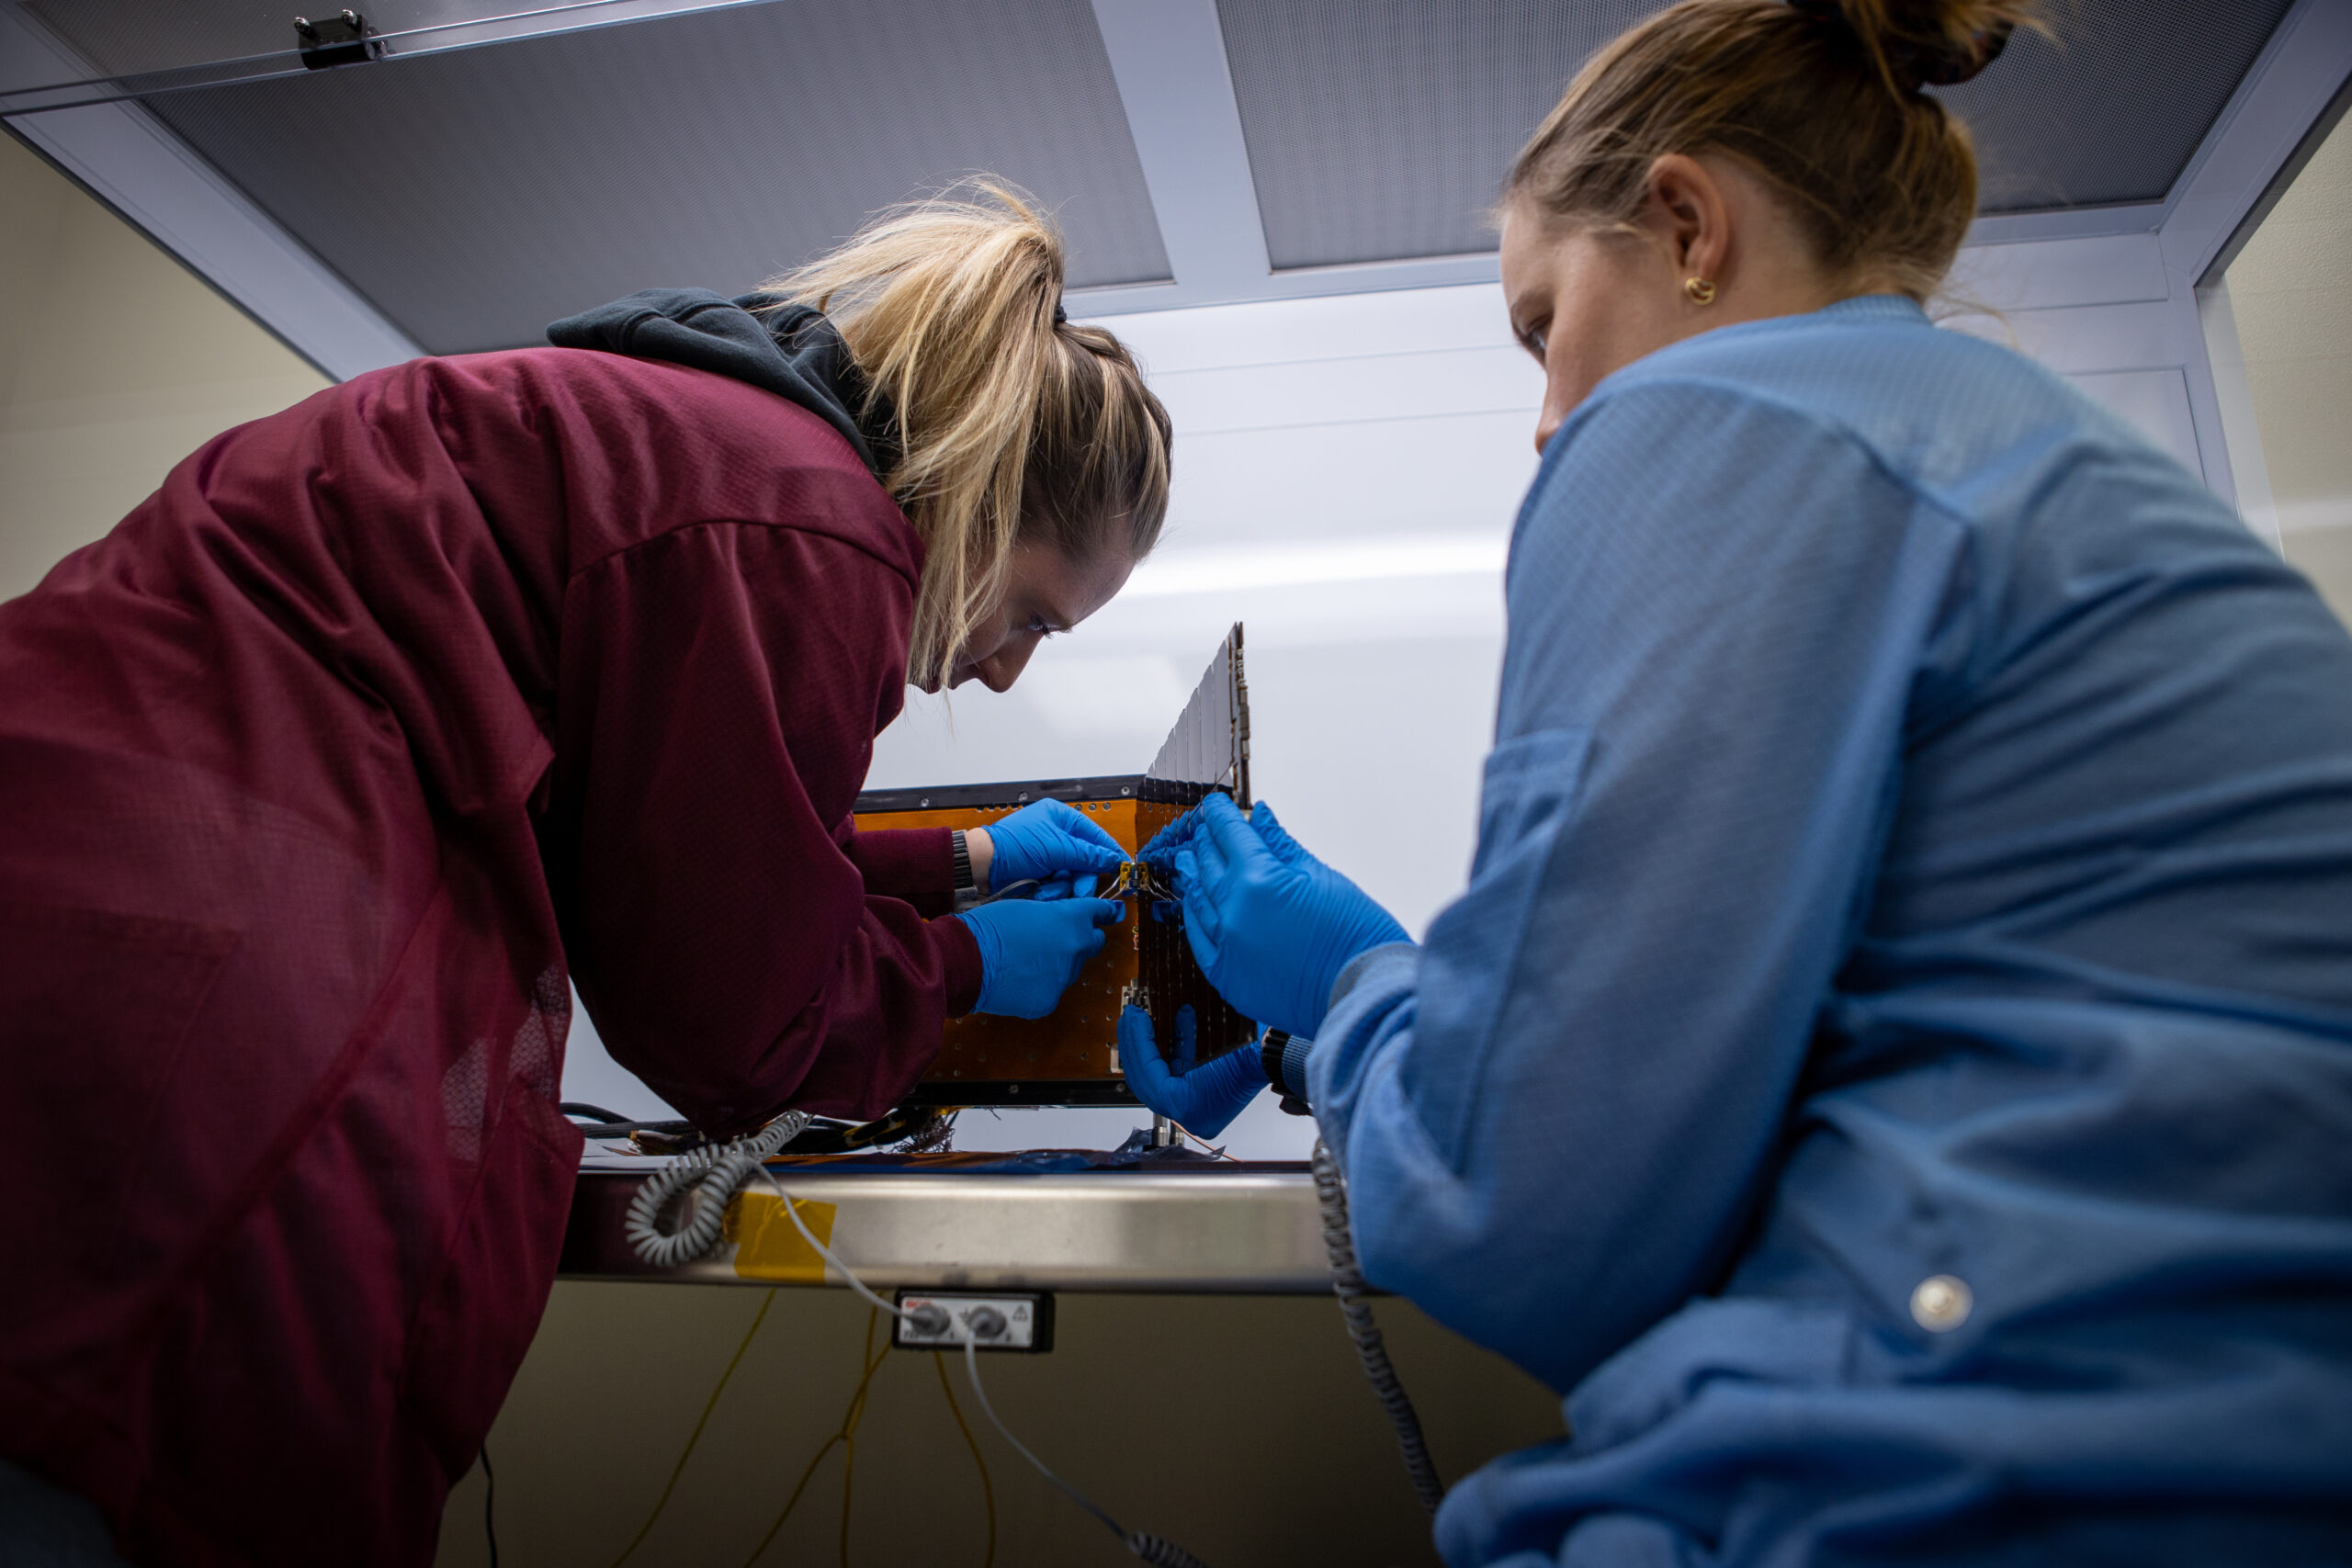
0;183;1169;1567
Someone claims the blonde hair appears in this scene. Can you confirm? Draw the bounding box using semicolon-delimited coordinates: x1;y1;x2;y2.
1508;0;2041;303
764;181;1171;687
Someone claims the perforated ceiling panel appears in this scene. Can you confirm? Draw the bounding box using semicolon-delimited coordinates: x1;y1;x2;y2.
20;0;277;78
34;0;1170;353
1215;0;2299;271
1939;1;2296;213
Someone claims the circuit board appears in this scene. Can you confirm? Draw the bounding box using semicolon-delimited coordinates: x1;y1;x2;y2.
854;626;1254;1107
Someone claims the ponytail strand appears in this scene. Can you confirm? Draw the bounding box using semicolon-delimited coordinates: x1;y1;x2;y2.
764;181;1170;689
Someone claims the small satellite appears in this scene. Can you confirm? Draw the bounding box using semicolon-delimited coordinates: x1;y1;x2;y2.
853;625;1256;1107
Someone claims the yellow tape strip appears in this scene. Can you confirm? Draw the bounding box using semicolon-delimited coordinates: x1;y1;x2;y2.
723;1190;840;1283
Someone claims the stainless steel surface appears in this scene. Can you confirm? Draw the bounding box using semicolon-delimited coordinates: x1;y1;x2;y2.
565;1167;1332;1293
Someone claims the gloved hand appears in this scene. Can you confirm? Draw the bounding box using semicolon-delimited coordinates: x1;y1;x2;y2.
1155;795;1408;1038
959;897;1124;1019
1117;1005;1266;1138
977;800;1127;899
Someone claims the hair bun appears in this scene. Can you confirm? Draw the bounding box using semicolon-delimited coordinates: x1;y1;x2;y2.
1788;0;2022;94
1901;18;2014;87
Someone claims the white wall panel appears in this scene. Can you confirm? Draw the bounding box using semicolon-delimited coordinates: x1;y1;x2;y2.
1943;297;2182;374
1159;413;1535;547
1149;344;1542;436
1943;231;2251;488
1102;277;1520;368
2068;367;2204;478
1945;231;2170;310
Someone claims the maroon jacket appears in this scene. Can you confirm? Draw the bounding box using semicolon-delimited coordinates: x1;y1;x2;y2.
0;348;979;1566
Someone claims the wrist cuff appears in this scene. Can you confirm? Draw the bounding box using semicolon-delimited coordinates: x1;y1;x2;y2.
944;912;988;1015
1261;1030;1316;1112
951;829;976;893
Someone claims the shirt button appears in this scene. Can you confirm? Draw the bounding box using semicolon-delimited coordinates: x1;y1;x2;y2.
1910;1274;1973;1332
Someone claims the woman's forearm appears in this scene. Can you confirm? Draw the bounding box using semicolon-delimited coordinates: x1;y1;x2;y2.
966;826;994;894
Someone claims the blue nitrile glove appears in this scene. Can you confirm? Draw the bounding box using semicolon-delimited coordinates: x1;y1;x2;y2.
1117;1004;1267;1138
1136;811;1192;873
960;897;1125;1019
1163;795;1408;1039
980;800;1127;898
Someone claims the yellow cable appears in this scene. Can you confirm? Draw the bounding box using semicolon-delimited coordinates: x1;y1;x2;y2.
933;1349;998;1568
608;1289;777;1568
741;1308;892;1568
839;1310;878;1568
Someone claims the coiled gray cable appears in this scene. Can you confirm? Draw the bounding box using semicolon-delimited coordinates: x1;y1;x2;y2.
623;1112;812;1268
1311;1136;1445;1515
1123;1530;1211;1568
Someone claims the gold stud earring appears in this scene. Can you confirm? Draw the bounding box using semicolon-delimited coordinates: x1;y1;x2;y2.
1685;276;1718;306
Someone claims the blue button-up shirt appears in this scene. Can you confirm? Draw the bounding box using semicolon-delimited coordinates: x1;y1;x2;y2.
1312;296;2352;1565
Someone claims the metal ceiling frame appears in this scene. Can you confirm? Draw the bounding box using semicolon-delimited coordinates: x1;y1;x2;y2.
1;3;421;378
4;0;2347;371
1072;0;1500;315
0;0;770;116
2165;0;2352;525
2159;0;2352;292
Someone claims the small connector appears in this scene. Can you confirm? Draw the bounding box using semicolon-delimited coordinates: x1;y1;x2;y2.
292;9;382;68
892;1291;1054;1353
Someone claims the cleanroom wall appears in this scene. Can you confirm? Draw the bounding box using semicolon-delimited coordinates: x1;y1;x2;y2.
0;131;329;599
2220;96;2352;626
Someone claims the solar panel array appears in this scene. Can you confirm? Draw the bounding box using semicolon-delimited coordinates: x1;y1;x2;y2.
1147;622;1250;807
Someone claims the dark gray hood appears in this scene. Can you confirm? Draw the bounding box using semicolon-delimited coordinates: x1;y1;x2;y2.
546;288;896;479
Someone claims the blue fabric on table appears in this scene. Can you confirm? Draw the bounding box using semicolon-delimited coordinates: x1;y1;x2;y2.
1309;296;2352;1565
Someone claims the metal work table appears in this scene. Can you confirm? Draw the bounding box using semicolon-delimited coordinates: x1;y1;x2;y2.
560;1164;1331;1294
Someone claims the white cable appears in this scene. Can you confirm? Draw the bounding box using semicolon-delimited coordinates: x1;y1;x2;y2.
754;1164;916;1323
748;1164;1208;1567
958;1336;1130;1540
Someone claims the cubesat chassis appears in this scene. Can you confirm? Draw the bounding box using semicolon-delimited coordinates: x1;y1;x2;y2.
857;625;1257;1108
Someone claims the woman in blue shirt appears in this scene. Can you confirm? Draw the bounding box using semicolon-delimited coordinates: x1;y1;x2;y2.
1122;0;2352;1561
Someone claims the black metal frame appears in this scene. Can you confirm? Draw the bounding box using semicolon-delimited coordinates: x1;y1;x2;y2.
901;1078;1144;1108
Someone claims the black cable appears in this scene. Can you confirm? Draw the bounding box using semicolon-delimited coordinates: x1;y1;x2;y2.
562;1105;704;1142
784;1107;949;1155
1310;1138;1445;1515
481;1443;499;1568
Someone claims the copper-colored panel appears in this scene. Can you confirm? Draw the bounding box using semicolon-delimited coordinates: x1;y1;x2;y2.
855;795;1250;1095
